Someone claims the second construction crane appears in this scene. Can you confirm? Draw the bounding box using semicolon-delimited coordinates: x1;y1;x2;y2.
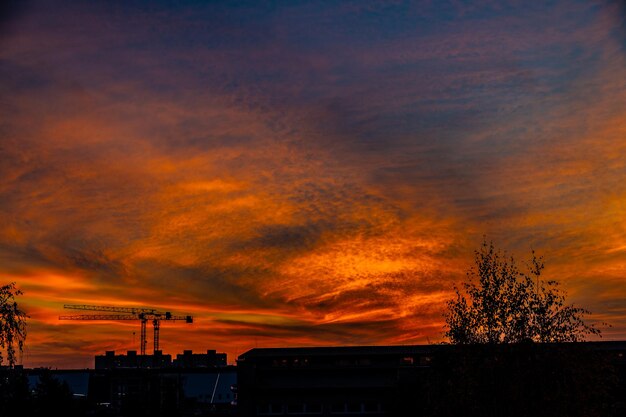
60;304;193;355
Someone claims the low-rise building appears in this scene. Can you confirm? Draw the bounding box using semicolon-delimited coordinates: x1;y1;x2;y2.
173;349;227;368
236;342;626;416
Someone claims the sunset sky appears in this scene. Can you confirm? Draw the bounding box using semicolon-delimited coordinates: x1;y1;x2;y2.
1;0;625;368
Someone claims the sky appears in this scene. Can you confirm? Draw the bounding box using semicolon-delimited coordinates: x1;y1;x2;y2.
0;0;625;368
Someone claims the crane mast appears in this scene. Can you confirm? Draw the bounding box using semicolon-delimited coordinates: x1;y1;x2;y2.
59;304;193;355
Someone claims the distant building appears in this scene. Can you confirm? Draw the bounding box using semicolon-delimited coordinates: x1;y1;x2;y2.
89;366;237;414
18;351;237;417
95;349;226;369
174;349;227;368
95;350;172;369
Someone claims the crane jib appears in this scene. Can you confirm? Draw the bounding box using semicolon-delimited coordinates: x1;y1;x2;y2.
59;304;193;355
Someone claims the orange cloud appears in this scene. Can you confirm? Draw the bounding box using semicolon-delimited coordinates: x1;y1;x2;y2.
0;0;624;368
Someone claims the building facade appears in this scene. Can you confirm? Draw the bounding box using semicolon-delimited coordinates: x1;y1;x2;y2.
236;342;626;417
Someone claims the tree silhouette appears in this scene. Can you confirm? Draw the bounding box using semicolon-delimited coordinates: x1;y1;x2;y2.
33;370;77;416
445;240;602;344
0;368;32;416
0;282;27;367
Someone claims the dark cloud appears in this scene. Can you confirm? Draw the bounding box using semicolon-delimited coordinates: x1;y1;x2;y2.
242;223;328;251
213;317;405;345
287;269;451;314
0;0;31;38
130;259;281;309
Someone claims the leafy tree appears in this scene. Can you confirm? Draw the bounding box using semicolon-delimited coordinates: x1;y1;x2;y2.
33;370;76;416
0;282;27;367
0;368;32;416
445;240;602;344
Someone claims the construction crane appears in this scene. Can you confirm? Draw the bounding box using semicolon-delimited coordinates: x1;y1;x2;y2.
59;304;193;355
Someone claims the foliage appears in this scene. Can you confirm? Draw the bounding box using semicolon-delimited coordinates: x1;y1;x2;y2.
0;282;28;367
445;240;602;344
0;368;32;416
33;370;76;415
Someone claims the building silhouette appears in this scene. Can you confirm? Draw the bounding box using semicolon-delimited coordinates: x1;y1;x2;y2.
95;349;226;370
3;342;625;416
236;342;626;417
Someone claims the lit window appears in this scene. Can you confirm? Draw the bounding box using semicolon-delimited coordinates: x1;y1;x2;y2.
401;356;414;365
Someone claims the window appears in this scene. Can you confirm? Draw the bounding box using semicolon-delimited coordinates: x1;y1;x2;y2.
419;356;432;366
272;358;289;367
293;357;310;366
